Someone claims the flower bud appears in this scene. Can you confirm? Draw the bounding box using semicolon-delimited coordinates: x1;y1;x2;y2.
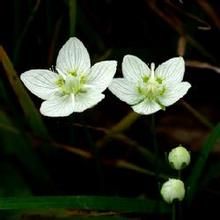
160;178;185;203
168;145;190;170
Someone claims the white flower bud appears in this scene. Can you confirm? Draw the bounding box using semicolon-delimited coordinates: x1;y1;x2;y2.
160;178;185;203
168;145;190;170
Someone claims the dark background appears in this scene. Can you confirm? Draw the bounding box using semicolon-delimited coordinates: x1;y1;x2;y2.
2;0;220;219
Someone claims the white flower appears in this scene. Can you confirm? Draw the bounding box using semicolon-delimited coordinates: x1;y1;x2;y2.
20;37;117;117
168;145;190;170
160;178;185;204
109;55;191;115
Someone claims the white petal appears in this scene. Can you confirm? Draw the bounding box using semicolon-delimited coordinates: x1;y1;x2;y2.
87;61;117;92
20;69;59;100
56;37;91;75
40;94;75;117
155;57;185;84
158;82;191;106
108;78;143;105
122;55;150;82
132;99;161;115
74;91;105;112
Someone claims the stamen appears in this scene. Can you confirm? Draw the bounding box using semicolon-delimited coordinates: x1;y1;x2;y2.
150;62;155;78
56;67;67;79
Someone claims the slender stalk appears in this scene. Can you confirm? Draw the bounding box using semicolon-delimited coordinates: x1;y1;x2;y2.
151;114;161;216
178;170;181;179
180;100;213;129
82;119;104;194
151;114;159;180
68;0;77;36
172;202;176;220
177;170;182;220
13;0;41;64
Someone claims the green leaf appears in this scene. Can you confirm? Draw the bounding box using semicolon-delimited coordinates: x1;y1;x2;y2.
0;110;51;188
187;123;220;202
56;217;130;220
0;196;169;213
0;46;49;138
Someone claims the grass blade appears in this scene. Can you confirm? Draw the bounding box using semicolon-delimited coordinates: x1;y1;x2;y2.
0;110;52;188
0;196;168;213
187;123;220;202
0;46;48;138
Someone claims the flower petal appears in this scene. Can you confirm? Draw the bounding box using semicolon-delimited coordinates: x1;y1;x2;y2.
155;57;185;84
74;91;105;112
122;55;150;82
20;69;59;100
108;78;143;105
87;61;117;92
132;99;161;115
40;93;75;117
158;82;191;106
56;37;91;75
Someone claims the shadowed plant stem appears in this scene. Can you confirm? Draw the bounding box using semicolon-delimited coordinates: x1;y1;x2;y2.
178;170;181;179
151;114;159;181
172;202;176;220
13;0;41;64
82;119;105;194
177;170;182;220
151;114;161;216
68;0;77;36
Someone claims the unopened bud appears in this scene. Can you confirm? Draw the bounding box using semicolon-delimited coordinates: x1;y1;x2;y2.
160;178;185;203
168;145;190;170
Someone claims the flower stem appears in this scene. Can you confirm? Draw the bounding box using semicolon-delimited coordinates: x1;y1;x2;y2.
180;100;213;129
151;114;161;215
82;119;105;194
178;170;181;179
151;114;159;180
177;170;182;220
172;202;176;220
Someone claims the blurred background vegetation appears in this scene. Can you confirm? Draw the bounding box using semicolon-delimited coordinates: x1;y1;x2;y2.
1;0;220;219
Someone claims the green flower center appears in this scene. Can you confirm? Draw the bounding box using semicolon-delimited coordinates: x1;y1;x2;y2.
136;63;166;110
137;63;165;101
137;77;165;100
56;71;88;95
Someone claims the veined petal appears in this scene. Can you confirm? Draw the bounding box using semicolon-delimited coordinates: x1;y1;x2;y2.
56;37;91;75
74;91;105;112
108;78;143;105
158;82;191;106
20;69;59;100
40;93;75;117
155;57;185;84
122;55;150;82
87;61;117;92
132;99;161;115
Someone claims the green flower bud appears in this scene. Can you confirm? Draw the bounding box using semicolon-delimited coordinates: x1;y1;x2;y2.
160;178;185;204
168;145;190;170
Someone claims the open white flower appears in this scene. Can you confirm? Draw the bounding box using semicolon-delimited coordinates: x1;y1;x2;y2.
109;55;191;115
20;37;117;117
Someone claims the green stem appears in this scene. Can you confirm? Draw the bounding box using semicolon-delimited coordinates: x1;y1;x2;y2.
68;0;77;36
177;170;182;220
82;119;104;194
172;202;176;220
151;114;159;180
151;114;161;216
178;170;181;179
180;100;213;129
13;0;41;64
